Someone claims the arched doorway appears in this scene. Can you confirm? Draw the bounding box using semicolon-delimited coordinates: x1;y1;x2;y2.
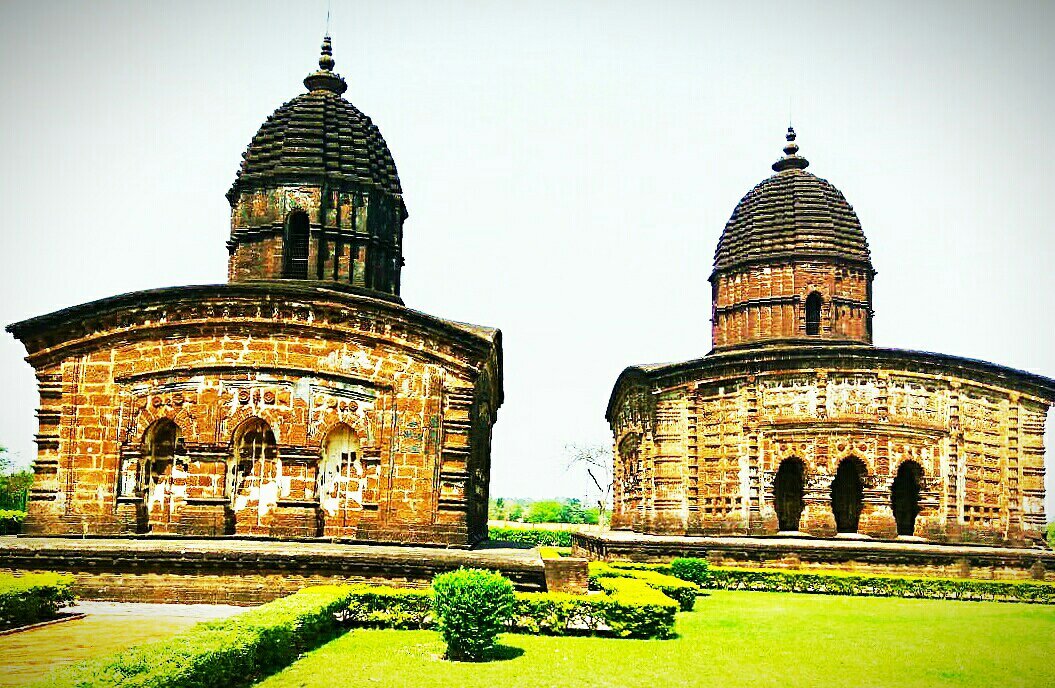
230;418;278;531
891;461;923;536
141;419;183;532
283;210;310;278
805;292;823;335
831;457;866;533
773;458;805;532
319;424;361;531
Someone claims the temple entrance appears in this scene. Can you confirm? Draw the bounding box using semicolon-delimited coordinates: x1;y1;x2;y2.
891;461;923;536
142;419;183;533
831;458;866;533
773;458;805;532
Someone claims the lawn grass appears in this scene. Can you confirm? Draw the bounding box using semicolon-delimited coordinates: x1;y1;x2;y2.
257;590;1055;688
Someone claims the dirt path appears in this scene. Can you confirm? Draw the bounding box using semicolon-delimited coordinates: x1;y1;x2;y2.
0;602;243;686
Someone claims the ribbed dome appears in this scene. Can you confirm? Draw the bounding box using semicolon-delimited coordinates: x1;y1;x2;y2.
227;37;404;215
713;129;870;273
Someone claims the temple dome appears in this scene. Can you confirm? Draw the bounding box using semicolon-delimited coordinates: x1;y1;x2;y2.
227;36;404;217
713;128;870;274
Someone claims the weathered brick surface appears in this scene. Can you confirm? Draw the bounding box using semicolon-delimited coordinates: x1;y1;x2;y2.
7;283;502;547
542;557;589;594
609;347;1053;546
0;538;545;604
572;531;1055;582
608;134;1054;549
711;262;872;348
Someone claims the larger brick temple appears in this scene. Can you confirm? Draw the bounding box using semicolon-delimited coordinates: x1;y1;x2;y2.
605;129;1055;548
6;38;503;547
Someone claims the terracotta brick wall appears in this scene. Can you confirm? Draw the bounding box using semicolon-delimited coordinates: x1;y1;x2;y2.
711;262;872;349
610;361;1050;546
12;285;501;547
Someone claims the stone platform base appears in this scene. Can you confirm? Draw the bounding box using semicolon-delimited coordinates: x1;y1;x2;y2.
0;537;545;605
572;530;1055;581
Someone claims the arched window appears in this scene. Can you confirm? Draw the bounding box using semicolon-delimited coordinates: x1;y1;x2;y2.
141;419;183;530
805;292;823;336
319;424;361;517
891;461;923;536
831;457;866;533
283;211;310;279
773;458;805;532
231;418;277;503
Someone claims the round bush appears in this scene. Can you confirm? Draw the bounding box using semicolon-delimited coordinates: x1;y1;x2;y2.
431;568;515;661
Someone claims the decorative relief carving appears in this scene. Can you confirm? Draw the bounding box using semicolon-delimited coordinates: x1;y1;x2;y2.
826;375;879;417
759;376;817;420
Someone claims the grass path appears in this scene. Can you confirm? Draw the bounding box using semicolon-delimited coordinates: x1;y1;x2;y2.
259;590;1055;688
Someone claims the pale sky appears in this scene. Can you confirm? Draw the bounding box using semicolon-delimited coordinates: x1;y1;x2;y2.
1;1;1053;514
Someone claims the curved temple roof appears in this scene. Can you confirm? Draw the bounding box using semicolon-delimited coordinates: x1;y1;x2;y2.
713;128;871;274
227;36;404;215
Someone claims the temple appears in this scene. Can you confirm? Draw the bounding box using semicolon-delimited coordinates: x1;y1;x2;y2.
605;129;1055;547
6;38;503;547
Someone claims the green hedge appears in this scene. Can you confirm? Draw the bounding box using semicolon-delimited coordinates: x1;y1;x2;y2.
590;562;701;611
340;585;433;629
654;557;1055;604
594;577;678;638
338;582;676;640
0;509;25;535
704;567;1055;603
38;579;681;687
35;585;354;688
0;573;75;629
488;527;573;547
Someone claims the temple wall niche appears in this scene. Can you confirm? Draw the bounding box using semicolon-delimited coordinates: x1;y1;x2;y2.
610;364;1050;545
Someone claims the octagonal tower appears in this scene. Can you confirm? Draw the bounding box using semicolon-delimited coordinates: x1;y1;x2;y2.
710;128;875;350
227;37;406;295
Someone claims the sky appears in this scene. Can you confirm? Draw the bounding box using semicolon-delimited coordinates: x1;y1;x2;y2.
0;1;1053;512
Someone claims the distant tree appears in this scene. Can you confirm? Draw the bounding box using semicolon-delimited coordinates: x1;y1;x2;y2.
0;446;32;511
508;502;524;522
526;500;566;523
566;443;613;528
1047;522;1055;551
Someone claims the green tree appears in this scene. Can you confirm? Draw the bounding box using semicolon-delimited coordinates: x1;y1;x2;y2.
0;446;32;511
1047;522;1055;551
526;500;566;523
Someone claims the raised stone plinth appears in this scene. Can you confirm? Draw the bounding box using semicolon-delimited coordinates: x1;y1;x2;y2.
572;530;1055;581
0;537;545;605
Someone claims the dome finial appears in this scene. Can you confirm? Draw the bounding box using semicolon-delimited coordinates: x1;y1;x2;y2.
319;34;335;71
304;34;348;95
772;126;809;172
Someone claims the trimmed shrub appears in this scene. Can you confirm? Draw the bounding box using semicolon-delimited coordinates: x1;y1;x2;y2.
432;568;516;661
342;585;433;629
595;577;678;639
34;585;354;688
669;557;711;587
0;509;25;535
0;573;75;628
590;562;701;611
488;526;573;547
513;591;607;635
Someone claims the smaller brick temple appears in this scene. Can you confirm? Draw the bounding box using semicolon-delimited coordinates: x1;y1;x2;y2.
605;129;1055;547
6;38;502;547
